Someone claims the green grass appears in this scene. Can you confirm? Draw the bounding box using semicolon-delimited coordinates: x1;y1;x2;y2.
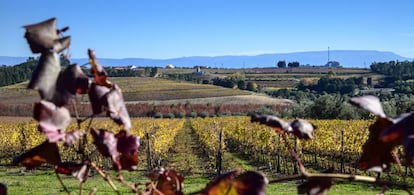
0;167;409;194
0;81;30;89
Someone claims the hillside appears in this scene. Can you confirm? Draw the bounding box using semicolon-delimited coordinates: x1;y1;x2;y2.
0;77;290;105
1;50;411;68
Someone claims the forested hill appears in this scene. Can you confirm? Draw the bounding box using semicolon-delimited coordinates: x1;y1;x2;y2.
0;57;37;87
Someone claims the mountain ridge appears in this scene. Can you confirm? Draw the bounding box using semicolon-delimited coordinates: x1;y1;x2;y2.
1;50;412;68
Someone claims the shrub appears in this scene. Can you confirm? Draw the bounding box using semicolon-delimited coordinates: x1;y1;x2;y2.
177;112;186;118
200;111;209;118
166;112;175;119
154;112;163;118
217;112;230;117
246;81;258;92
248;106;275;116
231;112;244;116
190;111;198;118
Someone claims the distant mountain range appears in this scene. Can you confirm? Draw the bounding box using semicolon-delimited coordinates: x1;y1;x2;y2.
1;50;412;68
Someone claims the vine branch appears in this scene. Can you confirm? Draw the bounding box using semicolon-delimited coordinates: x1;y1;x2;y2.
55;172;72;195
90;162;121;195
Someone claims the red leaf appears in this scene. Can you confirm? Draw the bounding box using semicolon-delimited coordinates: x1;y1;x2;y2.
381;113;413;143
28;52;61;101
56;162;89;182
202;169;268;195
90;128;119;161
13;141;61;169
88;83;131;130
357;117;396;172
348;95;403;171
381;113;414;162
0;183;6;195
147;168;185;195
232;171;268;195
53;64;89;106
23;17;70;53
349;95;386;118
34;100;71;134
91;129;140;170
115;130;140;170
105;84;131;131
88;83;111;115
115;130;139;154
157;169;185;195
88;49;112;88
118;152;139;171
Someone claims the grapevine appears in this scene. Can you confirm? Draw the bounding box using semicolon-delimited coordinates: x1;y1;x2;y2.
2;17;414;195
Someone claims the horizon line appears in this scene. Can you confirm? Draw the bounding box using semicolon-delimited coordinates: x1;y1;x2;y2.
1;49;413;60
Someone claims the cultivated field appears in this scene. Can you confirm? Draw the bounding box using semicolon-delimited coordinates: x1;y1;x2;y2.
0;77;254;103
161;66;382;89
1;67;406;194
0;77;292;117
109;77;251;101
0;67;378;104
0;117;411;194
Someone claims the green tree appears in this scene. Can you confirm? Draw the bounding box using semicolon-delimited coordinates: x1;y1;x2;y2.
367;77;372;87
229;72;245;81
246;81;258;92
288;61;300;68
149;67;158;77
237;80;246;90
309;95;341;119
327;70;336;78
277;60;286;68
326;61;341;67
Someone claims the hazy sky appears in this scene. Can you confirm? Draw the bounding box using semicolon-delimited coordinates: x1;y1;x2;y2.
1;0;413;59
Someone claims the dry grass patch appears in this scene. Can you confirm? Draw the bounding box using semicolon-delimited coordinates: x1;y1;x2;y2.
0;116;32;123
132;94;294;106
0;77;251;103
109;77;251;101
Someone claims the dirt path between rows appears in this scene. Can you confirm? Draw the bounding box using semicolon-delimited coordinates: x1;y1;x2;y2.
165;119;213;177
166;119;264;178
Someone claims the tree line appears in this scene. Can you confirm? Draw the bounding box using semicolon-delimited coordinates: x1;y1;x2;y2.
371;60;414;79
265;89;414;120
276;60;341;68
211;77;257;91
0;57;160;87
371;60;414;94
296;76;365;95
276;60;300;68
